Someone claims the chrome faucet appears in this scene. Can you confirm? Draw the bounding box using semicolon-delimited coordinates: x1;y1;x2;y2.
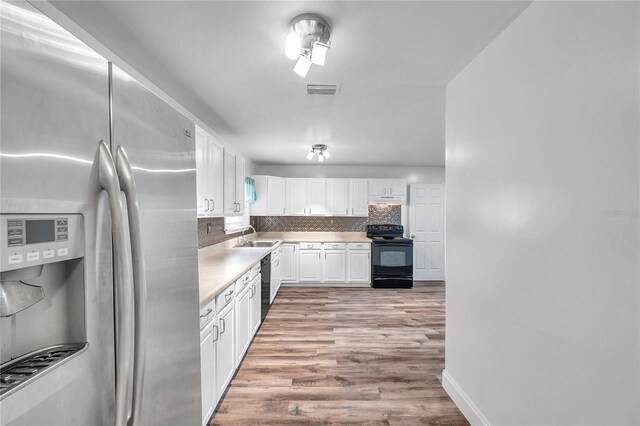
239;225;256;245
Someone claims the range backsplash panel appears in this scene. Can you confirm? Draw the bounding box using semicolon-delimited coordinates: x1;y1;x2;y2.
253;204;401;232
197;217;257;249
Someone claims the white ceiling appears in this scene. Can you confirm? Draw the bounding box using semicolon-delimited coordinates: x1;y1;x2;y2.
52;1;529;166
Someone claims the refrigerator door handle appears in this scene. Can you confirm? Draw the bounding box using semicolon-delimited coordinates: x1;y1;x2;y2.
115;146;147;426
97;141;135;426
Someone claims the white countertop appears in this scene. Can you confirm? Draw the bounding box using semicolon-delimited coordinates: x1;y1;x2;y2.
198;232;371;307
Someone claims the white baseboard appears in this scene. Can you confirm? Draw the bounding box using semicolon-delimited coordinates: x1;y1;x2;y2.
442;369;490;426
281;282;370;288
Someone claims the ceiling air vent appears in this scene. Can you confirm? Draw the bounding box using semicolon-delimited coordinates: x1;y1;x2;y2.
306;83;340;95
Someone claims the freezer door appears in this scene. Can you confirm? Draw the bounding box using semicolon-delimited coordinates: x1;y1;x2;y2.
0;1;115;425
111;65;201;425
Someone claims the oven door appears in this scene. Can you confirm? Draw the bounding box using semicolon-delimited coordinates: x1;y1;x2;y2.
371;242;413;277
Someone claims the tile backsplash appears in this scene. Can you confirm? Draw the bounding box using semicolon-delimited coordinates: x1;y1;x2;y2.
253;204;401;232
197;217;256;249
197;205;401;248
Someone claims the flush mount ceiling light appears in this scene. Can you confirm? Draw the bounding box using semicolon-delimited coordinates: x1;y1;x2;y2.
285;13;331;78
306;144;331;162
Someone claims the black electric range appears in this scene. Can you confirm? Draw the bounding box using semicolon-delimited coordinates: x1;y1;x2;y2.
366;224;413;289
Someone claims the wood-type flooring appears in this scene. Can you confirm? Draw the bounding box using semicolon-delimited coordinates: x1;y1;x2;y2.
211;282;468;425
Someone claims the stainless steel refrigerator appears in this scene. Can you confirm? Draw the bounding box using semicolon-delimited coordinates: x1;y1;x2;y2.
0;1;201;424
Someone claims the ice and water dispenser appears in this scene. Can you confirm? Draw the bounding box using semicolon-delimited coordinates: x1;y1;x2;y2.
0;214;87;398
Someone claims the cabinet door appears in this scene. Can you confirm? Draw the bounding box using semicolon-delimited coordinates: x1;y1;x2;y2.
390;179;407;197
299;249;322;282
195;128;208;216
235;156;245;215
287;179;307;215
350;179;369;216
369;179;387;196
250;277;261;335
324;250;346;282
200;323;215;426
326;178;349;216
280;244;297;282
216;304;235;396
307;179;326;215
347;250;371;283
223;152;236;215
235;286;251;364
267;176;286;215
208;137;224;216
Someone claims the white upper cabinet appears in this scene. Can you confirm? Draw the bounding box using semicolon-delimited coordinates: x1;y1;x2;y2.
349;179;369;216
326;178;349;216
223;151;245;216
250;175;286;216
287;178;307;215
196;126;224;217
285;178;326;216
306;179;326;216
368;179;407;204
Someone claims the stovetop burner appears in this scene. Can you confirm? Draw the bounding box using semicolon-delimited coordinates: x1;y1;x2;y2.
1;343;87;399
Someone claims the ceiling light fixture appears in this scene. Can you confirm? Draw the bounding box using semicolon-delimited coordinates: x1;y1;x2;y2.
306;144;331;162
293;53;312;78
285;13;331;78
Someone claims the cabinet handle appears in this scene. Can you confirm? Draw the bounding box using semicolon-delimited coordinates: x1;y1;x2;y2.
200;308;212;318
352;207;354;215
212;325;219;342
384;188;387;194
275;260;279;267
249;286;253;299
345;208;348;215
220;318;226;334
282;207;285;214
332;244;338;248
204;199;209;212
304;208;306;215
212;199;215;211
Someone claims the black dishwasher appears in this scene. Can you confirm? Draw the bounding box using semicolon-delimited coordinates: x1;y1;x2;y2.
260;254;271;321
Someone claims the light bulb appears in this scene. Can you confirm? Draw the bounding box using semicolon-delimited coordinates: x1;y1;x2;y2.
318;153;325;162
306;150;314;160
311;41;330;66
285;31;302;60
293;54;312;78
322;149;331;159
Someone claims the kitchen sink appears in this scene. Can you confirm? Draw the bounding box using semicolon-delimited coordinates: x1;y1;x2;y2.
234;241;278;248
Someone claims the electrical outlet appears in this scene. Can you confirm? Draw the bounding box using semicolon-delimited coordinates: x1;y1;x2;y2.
206;223;213;234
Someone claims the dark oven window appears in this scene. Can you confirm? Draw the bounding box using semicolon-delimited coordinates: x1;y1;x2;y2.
372;244;413;276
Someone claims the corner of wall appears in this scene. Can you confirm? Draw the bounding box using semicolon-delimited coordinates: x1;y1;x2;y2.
442;370;490;426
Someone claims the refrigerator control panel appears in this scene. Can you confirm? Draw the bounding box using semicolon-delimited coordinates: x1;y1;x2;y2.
1;214;84;272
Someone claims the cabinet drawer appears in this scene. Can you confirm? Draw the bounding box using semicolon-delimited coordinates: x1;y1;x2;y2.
249;262;261;280
235;270;252;293
323;243;346;250
199;299;216;330
300;242;322;250
347;243;370;251
216;284;236;313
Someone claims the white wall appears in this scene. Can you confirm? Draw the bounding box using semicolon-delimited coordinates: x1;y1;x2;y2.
444;2;639;425
256;165;444;184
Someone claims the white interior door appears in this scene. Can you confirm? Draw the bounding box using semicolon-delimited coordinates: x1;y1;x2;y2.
410;183;445;280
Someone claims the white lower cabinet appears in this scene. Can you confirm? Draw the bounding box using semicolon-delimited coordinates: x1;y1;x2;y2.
280;242;370;285
235;285;252;365
324;246;346;282
270;251;282;303
299;245;322;282
280;243;297;283
250;275;261;335
347;248;371;283
200;320;217;426
215;300;235;398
